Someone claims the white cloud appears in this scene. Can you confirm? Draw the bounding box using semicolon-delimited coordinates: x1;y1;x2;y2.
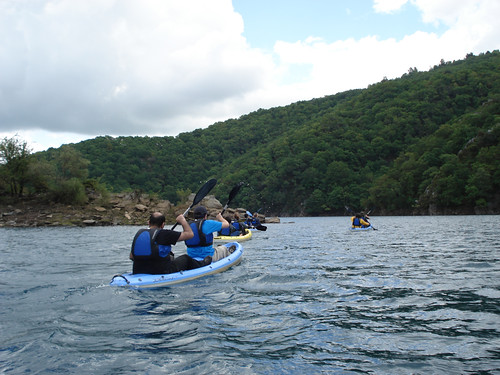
270;0;500;102
0;0;274;138
0;0;499;152
373;0;409;14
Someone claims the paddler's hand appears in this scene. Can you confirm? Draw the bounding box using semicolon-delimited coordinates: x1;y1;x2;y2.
176;214;188;225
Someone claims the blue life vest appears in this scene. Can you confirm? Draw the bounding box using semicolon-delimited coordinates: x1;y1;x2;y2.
185;219;213;248
352;217;361;227
131;229;172;259
219;226;231;236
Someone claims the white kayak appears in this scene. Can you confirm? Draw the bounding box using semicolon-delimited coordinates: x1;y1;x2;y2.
110;242;243;288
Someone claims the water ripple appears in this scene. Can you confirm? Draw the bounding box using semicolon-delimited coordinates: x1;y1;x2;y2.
1;217;499;374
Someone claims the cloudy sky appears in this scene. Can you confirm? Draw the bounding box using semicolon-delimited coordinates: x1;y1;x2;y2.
1;0;499;152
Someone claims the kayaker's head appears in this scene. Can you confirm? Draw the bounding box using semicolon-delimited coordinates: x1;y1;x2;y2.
149;212;166;228
194;205;208;219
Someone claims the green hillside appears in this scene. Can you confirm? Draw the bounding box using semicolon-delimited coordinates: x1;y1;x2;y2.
4;51;499;216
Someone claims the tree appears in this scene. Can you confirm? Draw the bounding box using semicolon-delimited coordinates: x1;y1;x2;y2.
0;136;32;197
55;145;89;180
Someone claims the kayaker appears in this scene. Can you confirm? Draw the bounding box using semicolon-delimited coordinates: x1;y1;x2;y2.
218;216;239;236
361;211;371;225
231;213;248;235
130;212;211;274
351;213;370;228
250;212;262;227
244;213;253;227
185;205;236;262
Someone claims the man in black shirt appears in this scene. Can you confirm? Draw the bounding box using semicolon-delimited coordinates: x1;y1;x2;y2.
130;212;211;274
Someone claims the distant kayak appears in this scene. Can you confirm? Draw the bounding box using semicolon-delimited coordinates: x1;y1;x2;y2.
214;229;252;242
349;226;373;231
110;242;243;288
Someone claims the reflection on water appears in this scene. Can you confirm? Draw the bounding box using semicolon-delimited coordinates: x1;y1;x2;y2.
0;216;499;374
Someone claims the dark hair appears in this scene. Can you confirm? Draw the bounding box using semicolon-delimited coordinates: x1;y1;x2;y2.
193;205;208;219
149;212;166;227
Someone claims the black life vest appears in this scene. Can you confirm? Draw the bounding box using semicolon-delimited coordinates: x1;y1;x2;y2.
185;219;213;248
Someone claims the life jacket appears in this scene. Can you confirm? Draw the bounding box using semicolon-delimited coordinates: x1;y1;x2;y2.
352;217;361;227
219;226;231;236
131;229;172;259
185;219;213;248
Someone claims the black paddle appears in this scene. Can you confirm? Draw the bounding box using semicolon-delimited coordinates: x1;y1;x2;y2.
171;178;217;230
363;208;377;230
221;182;244;215
255;208;268;230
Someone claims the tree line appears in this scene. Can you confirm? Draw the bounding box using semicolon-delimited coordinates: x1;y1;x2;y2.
1;51;499;215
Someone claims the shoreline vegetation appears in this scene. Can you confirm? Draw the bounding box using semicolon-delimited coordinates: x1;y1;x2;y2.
1;52;499;218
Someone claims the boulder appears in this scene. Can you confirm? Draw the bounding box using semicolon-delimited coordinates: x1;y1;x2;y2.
134;204;148;212
265;216;280;223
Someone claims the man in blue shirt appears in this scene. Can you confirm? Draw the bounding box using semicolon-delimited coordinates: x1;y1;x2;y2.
185;206;236;262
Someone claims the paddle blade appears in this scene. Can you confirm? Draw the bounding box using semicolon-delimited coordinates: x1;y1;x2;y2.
221;182;244;215
227;182;244;204
171;178;217;230
192;178;217;206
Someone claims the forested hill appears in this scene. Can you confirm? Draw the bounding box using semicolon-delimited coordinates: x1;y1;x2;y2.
42;51;500;216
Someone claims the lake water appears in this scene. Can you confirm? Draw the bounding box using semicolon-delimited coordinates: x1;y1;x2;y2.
1;216;499;374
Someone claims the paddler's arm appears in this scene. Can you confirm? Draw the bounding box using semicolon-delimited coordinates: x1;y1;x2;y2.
217;212;230;229
176;214;194;241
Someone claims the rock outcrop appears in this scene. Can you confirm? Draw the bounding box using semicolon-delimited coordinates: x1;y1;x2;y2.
0;193;278;227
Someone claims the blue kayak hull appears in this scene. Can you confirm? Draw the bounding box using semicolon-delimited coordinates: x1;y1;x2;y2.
110;242;243;288
349;226;373;231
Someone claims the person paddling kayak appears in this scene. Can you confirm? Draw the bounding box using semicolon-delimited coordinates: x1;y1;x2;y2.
130;212;211;274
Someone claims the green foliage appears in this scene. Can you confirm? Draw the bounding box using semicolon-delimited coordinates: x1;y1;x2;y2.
84;177;110;204
0;138;112;207
176;188;192;205
50;178;88;205
0;136;32;197
55;145;90;180
31;50;500;215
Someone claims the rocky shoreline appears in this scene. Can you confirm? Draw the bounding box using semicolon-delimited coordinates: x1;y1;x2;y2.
0;193;279;228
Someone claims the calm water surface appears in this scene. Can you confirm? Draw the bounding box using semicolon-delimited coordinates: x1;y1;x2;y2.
0;216;499;374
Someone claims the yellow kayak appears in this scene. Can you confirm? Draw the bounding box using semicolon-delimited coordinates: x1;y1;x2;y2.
214;229;253;242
